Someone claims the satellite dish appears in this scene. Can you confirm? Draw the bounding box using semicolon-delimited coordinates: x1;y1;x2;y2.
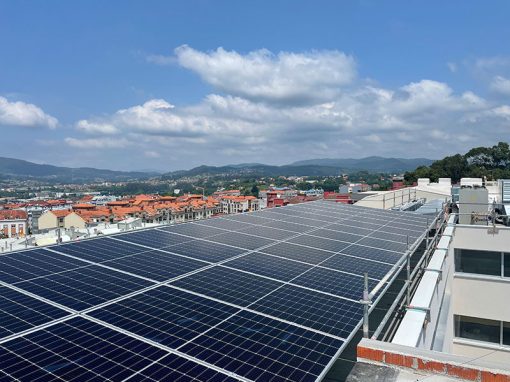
174;189;180;195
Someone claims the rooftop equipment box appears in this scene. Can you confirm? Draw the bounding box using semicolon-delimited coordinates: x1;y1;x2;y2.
458;187;488;225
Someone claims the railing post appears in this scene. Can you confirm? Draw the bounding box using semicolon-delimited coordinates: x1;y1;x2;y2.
362;272;370;338
406;235;411;306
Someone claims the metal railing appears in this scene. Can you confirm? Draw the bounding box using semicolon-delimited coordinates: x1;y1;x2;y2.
363;207;449;341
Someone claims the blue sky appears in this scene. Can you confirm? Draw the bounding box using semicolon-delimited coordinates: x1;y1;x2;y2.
1;1;510;171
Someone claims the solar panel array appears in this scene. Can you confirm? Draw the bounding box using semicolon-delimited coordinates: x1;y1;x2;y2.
0;200;431;381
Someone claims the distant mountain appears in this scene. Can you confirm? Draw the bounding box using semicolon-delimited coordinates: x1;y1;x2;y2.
163;164;343;179
289;156;434;172
0;157;157;183
162;156;434;179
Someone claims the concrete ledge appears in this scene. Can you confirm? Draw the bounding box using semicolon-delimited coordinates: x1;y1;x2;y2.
357;338;510;381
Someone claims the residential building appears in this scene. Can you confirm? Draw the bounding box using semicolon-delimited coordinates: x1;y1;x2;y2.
0;210;27;238
221;196;260;214
37;210;86;231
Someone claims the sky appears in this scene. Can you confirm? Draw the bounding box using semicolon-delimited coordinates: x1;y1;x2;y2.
1;1;510;172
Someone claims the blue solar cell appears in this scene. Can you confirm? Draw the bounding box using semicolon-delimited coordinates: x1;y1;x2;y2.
249;285;363;338
278;216;328;227
292;267;379;300
195;218;254;231
223;252;313;281
263;220;312;233
321;254;394;279
103;250;208;281
339;244;402;264
164;240;246;263
324;224;373;236
0;287;69;340
0;249;88;284
170;267;283;307
0;317;167;381
115;229;193;249
88;286;239;348
222;214;275;225
237;226;297;241
159;224;227;238
205;232;275;251
288;235;350;253
260;242;334;264
54;237;145;262
179;310;344;382
127;353;237;382
15;265;153;311
367;230;411;244
309;229;365;243
357;237;408;253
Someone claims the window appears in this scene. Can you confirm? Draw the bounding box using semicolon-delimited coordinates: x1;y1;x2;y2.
505;253;510;278
454;249;502;276
504;322;510;346
454;315;500;344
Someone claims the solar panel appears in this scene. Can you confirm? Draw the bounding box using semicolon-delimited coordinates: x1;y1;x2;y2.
170;267;283;307
115;229;193;248
0;248;88;284
223;252;313;281
308;229;364;243
88;286;239;348
205;232;276;251
237;225;297;240
158;223;228;238
0;317;168;381
357;237;408;253
195;218;254;231
103;250;209;281
321;254;394;279
54;237;145;262
338;244;402;264
126;353;238;382
260;242;335;264
178;310;344;382
249;285;363;337
0;287;69;339
14;265;153;311
288;234;351;253
0;199;432;381
263;220;313;233
165;240;246;262
291;267;379;300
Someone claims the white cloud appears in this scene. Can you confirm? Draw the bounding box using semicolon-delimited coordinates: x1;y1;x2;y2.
64;137;131;149
174;45;356;104
0;96;58;129
491;76;510;96
145;54;176;65
76;120;119;134
447;62;457;73
144;150;160;158
69;47;510;165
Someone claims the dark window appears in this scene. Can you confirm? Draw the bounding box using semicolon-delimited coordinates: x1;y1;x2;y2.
455;315;500;344
504;253;510;278
504;322;510;346
455;249;502;276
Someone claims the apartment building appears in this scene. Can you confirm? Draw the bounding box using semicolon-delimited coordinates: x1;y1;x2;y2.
220;196;260;214
0;210;27;238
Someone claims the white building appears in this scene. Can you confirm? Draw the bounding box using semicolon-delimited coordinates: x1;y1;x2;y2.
0;210;27;238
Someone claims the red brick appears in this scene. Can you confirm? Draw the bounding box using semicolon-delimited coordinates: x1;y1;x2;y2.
481;371;510;382
417;359;446;374
446;364;479;380
357;346;384;362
